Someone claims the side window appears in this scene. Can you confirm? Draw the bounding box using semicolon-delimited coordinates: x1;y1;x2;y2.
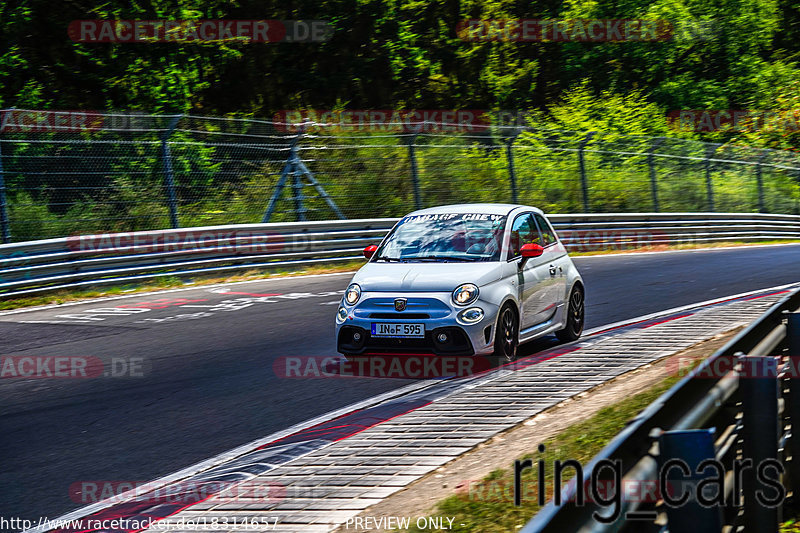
534;214;557;246
508;214;540;258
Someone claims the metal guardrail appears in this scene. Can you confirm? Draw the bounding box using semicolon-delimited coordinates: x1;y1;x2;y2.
522;287;800;532
0;212;798;298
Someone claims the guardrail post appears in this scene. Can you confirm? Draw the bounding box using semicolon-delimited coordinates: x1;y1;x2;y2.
0;139;10;243
658;429;722;531
408;133;422;210
705;143;719;212
755;151;768;214
787;312;800;502
648;138;665;212
160;115;181;229
739;354;780;532
577;132;595;213
505;135;519;204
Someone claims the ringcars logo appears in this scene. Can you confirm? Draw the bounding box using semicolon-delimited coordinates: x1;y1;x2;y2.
0;110;103;133
69;480;286;504
66;230;285;255
68;20;333;43
273;110;494;133
668;109;800;133
456;19;673;42
273;355;494;379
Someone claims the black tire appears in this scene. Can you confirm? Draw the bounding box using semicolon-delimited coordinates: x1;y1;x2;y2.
492;303;519;363
556;284;585;343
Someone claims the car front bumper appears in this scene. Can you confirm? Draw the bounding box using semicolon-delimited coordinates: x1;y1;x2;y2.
335;292;500;356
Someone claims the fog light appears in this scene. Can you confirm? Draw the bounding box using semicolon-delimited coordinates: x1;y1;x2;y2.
458;307;485;324
353;331;362;341
337;306;348;323
437;332;448;343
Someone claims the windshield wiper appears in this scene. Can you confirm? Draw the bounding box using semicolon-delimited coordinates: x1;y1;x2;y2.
375;256;404;262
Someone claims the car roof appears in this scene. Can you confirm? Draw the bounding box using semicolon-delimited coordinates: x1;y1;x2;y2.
405;203;544;217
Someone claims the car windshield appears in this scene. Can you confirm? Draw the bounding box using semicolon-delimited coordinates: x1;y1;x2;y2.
375;213;507;262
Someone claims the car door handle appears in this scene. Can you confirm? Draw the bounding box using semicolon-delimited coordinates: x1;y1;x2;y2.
549;265;557;276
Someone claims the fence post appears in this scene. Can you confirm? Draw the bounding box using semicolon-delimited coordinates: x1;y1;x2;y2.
787;312;800;501
292;162;307;222
658;429;722;531
648;138;665;212
408;133;422;210
160;115;181;229
0;139;10;243
739;354;780;532
505;135;519;204
577;132;595;213
755;151;768;214
705;143;719;212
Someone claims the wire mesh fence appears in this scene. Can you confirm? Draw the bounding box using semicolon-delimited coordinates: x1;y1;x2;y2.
1;110;799;243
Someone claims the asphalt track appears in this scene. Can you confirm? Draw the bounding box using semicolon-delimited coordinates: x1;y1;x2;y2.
1;244;799;525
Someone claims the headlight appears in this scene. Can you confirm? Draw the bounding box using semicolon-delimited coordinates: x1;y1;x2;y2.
337;306;348;323
452;283;479;306
457;307;485;324
344;283;361;305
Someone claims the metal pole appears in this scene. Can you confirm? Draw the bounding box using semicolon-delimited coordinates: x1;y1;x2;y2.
292;161;306;222
577;132;595;213
648;138;665;212
295;159;345;219
705;143;718;212
0;140;10;243
788;313;800;499
263;128;305;223
658;429;722;531
739;354;780;532
160;115;181;229
505;136;519;204
756;151;768;213
408;134;422;210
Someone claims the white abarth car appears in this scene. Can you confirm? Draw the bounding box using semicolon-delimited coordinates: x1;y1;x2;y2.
335;204;584;361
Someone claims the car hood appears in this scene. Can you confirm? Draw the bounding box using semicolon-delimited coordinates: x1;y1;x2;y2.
352;262;504;292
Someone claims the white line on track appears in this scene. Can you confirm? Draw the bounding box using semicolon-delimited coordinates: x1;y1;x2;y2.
0;271;354;316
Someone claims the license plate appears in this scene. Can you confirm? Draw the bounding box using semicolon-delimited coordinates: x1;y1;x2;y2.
371;322;425;338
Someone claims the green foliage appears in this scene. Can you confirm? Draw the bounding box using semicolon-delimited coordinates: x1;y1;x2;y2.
3;0;800;239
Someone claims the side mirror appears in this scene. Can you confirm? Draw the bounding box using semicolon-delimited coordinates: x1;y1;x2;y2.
363;245;378;259
520;243;544;258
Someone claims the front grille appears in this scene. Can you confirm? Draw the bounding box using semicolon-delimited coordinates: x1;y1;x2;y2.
369;312;430;319
337;325;474;356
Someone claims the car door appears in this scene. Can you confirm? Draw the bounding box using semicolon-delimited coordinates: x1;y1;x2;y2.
507;213;554;329
533;213;568;312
